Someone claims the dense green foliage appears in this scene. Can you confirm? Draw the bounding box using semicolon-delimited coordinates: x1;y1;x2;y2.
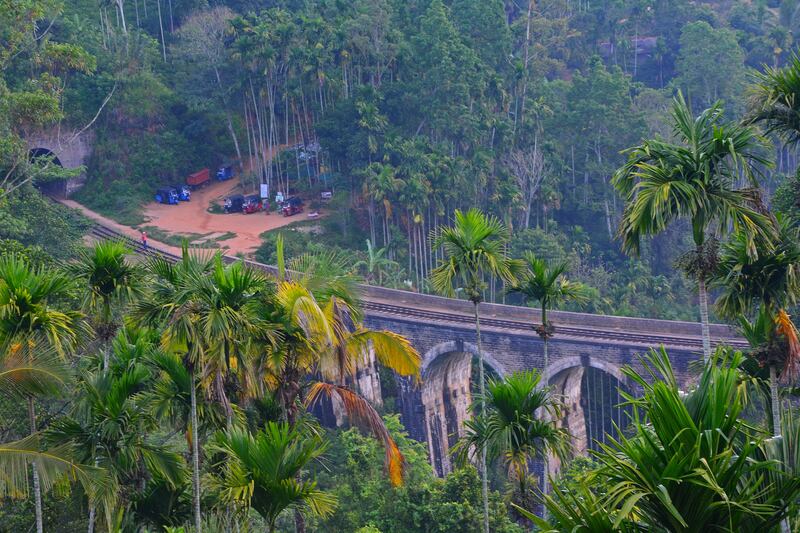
7;0;800;319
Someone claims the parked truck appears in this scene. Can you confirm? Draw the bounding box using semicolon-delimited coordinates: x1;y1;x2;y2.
186;168;211;189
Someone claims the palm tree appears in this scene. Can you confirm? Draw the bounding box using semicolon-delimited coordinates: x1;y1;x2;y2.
748;52;800;145
612;93;774;360
0;255;85;533
507;253;591;372
430;208;521;533
451;371;570;509
46;363;185;532
0;336;107;512
354;239;395;285
528;347;800;531
208;422;336;532
68;240;142;368
183;255;273;424
712;216;800;437
133;248;212;533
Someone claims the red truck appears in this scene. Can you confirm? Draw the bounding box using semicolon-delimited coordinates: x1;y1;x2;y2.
186;168;210;189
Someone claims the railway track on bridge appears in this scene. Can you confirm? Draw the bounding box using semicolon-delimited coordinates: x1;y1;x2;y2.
89;224;747;351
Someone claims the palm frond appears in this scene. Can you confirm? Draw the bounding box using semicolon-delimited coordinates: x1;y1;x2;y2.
306;382;405;486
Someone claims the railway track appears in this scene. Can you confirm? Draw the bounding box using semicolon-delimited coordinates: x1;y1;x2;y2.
89;223;746;351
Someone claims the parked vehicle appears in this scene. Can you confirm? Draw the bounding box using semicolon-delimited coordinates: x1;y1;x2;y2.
282;196;304;217
224;194;245;213
171;184;191;201
155;187;179;205
186;168;211;189
216;165;234;181
242;195;263;214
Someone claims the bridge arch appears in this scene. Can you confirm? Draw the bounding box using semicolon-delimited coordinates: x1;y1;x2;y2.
420;340;506;476
544;355;634;477
421;340;507;377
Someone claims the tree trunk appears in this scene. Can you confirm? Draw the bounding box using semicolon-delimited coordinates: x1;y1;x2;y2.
473;303;490;533
213;67;242;163
87;504;96;533
771;365;791;533
28;397;43;533
156;0;166;62
770;365;781;437
190;368;202;533
697;276;711;361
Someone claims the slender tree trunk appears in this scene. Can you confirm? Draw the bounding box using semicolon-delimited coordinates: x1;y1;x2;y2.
770;365;781;437
771;365;791;533
87;505;96;533
473;302;490;533
156;0;166;62
190;368;202;533
28;398;43;533
213;67;242;163
542;303;550;502
697;276;711;361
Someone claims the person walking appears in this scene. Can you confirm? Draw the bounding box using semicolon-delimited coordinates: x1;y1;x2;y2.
141;231;148;251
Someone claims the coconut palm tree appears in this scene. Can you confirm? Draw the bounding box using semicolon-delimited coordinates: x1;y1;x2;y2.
612;93;774;360
208;422;336;532
451;371;570;508
748;52;800;145
0;255;85;533
68;240;143;368
507;253;591;372
430;208;521;533
260;248;420;485
46;363;185;532
712;216;800;437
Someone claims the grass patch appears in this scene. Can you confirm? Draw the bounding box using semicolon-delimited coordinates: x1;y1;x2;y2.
137;226;239;250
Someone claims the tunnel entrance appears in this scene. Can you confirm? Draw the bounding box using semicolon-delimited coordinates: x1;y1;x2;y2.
29;147;63;167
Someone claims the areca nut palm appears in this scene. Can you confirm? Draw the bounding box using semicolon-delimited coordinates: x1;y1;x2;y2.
597;346;800;531
133;247;213;533
67;240;143;369
183;254;274;424
612;92;774;360
748;52;800;146
208;422;336;532
507;252;591;370
0;335;107;510
451;371;570;502
713;216;800;438
46;364;185;532
430;208;521;533
0;255;85;533
526;346;800;531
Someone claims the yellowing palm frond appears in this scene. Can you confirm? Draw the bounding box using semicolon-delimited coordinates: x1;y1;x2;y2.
776;309;800;381
306;382;405;486
346;329;421;379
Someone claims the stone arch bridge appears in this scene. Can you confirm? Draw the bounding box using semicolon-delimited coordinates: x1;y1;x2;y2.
89;225;745;476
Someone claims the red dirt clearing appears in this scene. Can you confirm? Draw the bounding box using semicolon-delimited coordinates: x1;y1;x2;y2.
141;179;315;255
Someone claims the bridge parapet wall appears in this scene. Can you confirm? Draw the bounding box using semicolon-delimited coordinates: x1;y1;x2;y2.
362;284;736;340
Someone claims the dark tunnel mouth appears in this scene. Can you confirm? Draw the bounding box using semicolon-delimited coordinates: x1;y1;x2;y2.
28;147;63;167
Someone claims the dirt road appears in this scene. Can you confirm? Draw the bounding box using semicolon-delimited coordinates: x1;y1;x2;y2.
142;179;311;255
